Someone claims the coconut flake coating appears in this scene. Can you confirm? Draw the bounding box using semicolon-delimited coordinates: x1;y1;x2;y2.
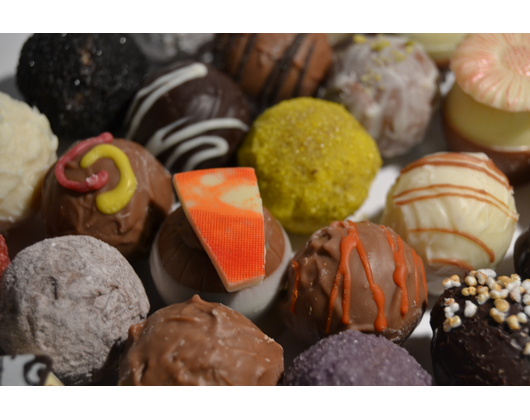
0;235;150;385
282;330;431;386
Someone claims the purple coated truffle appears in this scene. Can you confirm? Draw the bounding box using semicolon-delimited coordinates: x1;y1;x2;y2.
282;330;431;386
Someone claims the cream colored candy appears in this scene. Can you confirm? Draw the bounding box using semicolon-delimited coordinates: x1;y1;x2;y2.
403;33;467;66
381;152;518;295
0;92;58;233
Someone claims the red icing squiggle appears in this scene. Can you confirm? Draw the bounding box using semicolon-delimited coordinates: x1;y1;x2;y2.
55;132;113;192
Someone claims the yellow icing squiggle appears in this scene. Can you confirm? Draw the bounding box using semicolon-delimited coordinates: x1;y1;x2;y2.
80;144;137;214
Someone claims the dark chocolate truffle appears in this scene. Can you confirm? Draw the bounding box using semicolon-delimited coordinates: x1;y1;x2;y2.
16;34;148;141
430;269;530;385
0;235;150;386
282;330;431;386
119;295;284;386
41;134;174;260
213;33;332;110
125;61;251;174
515;225;530;279
280;220;428;345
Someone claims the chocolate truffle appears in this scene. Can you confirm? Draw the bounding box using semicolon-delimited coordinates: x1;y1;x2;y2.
430;269;530;385
443;33;530;184
125;61;251;174
119;295;284;386
282;330;431;386
514;224;530;280
0;91;58;234
324;34;439;157
16;33;148;141
150;205;291;323
0;235;150;385
131;33;214;64
280;220;428;346
238;97;382;235
213;33;332;110
41;133;174;260
381;152;518;296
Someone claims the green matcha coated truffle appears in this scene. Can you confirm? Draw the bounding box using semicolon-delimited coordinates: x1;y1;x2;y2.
238;97;382;234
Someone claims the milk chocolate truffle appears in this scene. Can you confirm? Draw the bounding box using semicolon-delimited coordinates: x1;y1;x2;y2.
0;91;58;234
41;133;174;260
119;295;284;386
443;34;530;184
381;152;518;296
280;220;428;346
125;61;251;174
213;33;332;110
283;330;431;386
16;34;148;141
431;269;530;385
150;206;291;323
0;235;150;385
324;34;439;157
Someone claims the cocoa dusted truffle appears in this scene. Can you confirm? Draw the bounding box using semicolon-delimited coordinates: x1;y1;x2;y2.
430;269;530;385
41;133;174;260
16;33;148;141
119;295;284;386
125;61;251;174
213;33;332;111
280;220;428;346
0;235;150;386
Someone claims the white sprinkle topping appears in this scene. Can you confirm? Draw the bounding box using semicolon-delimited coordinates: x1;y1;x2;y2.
478;268;497;279
464;300;477;317
522;280;530;292
524;343;530;356
518;313;528;324
523;294;530;306
465;275;477;286
477;292;490;305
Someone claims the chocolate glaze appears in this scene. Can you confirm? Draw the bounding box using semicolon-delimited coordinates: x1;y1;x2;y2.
119;295;284;386
280;220;428;345
41;138;174;259
213;33;332;111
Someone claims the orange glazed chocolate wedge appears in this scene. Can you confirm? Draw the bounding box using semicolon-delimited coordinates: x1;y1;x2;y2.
173;168;265;292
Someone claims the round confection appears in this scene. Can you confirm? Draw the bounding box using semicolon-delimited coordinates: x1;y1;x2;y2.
131;33;214;64
16;33;148;141
119;295;284;386
213;33;332;111
238;97;382;235
513;224;530;280
430;269;530;385
0;235;9;277
402;33;467;68
0;91;58;234
323;34;439;158
381;152;518;296
280;220;428;346
150;205;291;324
282;329;431;386
0;235;150;386
41;135;174;260
125;61;251;174
443;34;530;184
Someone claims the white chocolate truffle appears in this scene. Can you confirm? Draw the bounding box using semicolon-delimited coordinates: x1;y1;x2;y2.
0;92;58;233
324;34;439;158
381;152;518;295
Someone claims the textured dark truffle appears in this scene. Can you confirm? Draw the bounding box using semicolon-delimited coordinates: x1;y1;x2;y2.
282;330;431;386
16;34;148;141
514;225;530;280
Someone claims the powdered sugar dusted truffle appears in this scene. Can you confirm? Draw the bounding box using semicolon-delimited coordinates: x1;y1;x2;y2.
324;34;439;157
0;235;150;385
381;152;518;295
283;330;431;386
0;92;58;234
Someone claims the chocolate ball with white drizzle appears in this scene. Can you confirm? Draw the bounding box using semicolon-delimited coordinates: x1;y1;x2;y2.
124;61;251;173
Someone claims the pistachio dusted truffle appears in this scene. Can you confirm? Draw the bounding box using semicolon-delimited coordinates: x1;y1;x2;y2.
238;98;382;234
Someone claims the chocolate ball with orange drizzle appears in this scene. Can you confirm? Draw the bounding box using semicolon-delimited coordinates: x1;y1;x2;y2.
280;220;428;346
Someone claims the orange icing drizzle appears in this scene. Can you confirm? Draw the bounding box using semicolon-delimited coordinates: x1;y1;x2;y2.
290;260;300;314
381;226;409;316
412;251;427;304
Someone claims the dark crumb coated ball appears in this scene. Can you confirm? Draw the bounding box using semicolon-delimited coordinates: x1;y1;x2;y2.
282;330;431;386
16;34;148;141
431;269;530;385
514;224;530;280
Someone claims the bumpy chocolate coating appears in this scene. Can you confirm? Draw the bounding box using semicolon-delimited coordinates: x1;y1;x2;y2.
430;270;530;385
213;33;332;110
125;61;251;174
280;220;428;345
0;236;150;386
16;34;147;141
41;138;174;260
119;295;284;386
515;225;530;279
282;330;431;386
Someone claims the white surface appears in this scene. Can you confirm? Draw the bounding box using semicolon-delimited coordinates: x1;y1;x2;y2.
2;33;529;384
